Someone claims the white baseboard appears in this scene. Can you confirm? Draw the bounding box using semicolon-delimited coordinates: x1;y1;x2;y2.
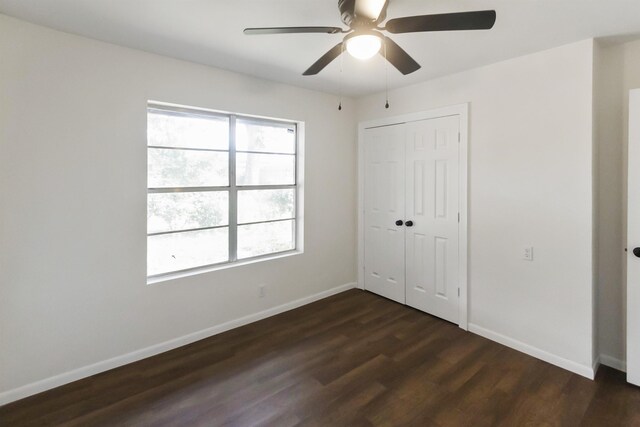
592;354;601;377
599;354;627;372
468;323;595;379
0;282;357;407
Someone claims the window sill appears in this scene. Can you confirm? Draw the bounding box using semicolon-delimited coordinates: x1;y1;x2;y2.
146;249;303;285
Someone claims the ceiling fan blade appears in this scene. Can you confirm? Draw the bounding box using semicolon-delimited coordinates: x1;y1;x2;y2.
385;10;496;34
355;0;389;22
381;37;421;75
303;43;344;76
244;26;344;35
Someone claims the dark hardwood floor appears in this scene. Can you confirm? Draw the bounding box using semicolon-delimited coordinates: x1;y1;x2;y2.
1;289;639;426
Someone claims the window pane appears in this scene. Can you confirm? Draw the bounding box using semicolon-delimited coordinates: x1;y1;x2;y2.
236;119;295;154
236;153;295;186
148;148;228;188
237;220;295;259
238;189;294;224
148;191;228;234
148;110;229;150
147;228;228;276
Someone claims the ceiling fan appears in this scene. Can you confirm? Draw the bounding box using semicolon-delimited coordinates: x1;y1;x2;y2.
244;0;496;76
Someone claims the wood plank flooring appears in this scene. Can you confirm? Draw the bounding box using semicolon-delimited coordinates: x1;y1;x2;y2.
1;289;639;426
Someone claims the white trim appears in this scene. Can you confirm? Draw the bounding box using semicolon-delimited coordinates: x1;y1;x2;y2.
627;89;640;386
357;118;365;291
0;282;357;406
469;323;595;379
358;103;470;130
457;104;469;330
357;116;366;291
296;121;306;255
600;354;627;372
357;103;470;330
148;250;303;285
592;354;601;377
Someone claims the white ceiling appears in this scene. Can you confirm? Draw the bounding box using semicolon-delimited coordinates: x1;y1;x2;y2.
2;0;640;96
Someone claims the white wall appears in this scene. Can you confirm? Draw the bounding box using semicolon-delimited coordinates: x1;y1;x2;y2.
0;14;357;401
357;40;596;375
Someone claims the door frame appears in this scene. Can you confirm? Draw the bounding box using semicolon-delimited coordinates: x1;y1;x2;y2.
357;103;470;330
627;89;640;385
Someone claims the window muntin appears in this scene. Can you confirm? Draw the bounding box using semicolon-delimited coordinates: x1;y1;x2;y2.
148;228;229;276
147;105;298;278
236;118;296;154
237;189;295;224
148;148;229;188
237;220;296;260
235;152;295;186
148;109;229;150
147;191;229;234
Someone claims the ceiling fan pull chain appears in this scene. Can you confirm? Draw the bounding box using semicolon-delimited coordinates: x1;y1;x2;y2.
384;38;390;109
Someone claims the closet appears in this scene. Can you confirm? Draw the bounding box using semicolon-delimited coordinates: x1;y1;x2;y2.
362;113;463;324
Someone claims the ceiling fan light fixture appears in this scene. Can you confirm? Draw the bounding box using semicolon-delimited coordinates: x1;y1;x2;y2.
345;33;382;60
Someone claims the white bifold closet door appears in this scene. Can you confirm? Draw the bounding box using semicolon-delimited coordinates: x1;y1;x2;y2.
363;115;461;324
404;116;460;323
363;124;406;304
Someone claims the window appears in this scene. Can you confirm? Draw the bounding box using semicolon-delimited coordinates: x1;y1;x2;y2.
147;104;299;278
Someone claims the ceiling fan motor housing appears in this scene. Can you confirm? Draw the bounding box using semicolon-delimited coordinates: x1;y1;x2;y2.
338;0;387;28
338;0;357;26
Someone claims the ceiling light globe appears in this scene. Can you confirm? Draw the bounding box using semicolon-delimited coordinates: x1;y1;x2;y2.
346;34;382;60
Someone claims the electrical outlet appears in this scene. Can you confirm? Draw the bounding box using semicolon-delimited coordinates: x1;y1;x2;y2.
258;284;266;298
523;247;534;261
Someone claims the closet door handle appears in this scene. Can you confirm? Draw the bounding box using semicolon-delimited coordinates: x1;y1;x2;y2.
634;247;640;258
395;220;404;226
405;220;414;227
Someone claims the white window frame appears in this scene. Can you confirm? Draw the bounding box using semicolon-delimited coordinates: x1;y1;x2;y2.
147;102;304;283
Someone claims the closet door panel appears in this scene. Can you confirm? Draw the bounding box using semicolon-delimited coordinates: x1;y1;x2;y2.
405;116;460;323
363;125;406;303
